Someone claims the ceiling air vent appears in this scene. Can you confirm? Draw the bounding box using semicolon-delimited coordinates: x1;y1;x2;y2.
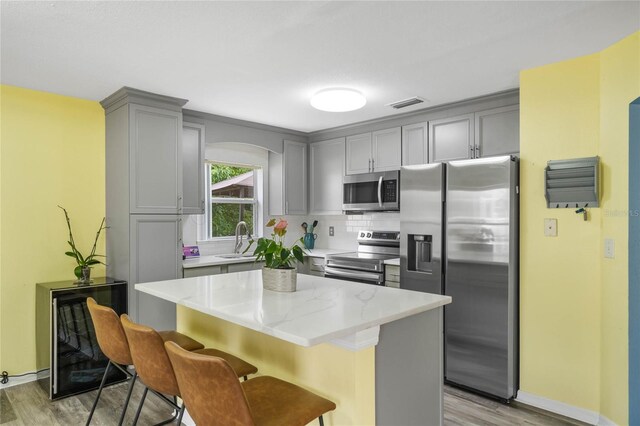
386;97;425;110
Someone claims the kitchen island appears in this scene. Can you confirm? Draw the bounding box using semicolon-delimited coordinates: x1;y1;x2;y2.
136;271;451;425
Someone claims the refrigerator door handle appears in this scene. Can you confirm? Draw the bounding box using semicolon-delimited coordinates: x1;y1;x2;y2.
378;176;383;207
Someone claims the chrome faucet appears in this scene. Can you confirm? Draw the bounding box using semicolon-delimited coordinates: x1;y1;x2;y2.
234;221;252;254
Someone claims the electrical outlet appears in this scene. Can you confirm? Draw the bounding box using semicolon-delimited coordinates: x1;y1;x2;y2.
544;218;557;237
604;238;615;258
329;226;334;236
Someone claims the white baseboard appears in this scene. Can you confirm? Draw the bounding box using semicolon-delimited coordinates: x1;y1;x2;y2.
0;369;46;390
181;409;195;426
516;391;618;426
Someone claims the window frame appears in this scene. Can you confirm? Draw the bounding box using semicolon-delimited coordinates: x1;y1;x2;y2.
204;162;258;241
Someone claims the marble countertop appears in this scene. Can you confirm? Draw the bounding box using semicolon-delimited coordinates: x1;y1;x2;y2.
301;248;352;258
135;271;450;349
384;258;400;266
182;254;258;269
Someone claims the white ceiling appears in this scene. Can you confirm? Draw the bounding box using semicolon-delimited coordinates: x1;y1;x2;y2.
1;1;638;133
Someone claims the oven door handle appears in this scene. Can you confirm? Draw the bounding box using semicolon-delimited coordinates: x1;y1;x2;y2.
378;176;383;207
324;266;383;283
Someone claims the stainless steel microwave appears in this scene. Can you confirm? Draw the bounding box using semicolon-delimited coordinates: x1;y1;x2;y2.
342;170;400;213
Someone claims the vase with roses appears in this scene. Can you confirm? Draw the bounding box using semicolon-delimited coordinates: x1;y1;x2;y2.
244;218;304;292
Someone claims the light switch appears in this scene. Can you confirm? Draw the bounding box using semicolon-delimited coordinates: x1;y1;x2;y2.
544;219;557;237
329;226;334;236
604;238;615;258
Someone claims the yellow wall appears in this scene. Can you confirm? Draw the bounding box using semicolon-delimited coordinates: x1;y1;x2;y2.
599;33;639;424
520;53;603;412
0;85;105;375
177;307;375;426
520;32;639;424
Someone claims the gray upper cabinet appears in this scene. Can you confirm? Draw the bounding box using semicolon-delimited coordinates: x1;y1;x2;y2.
402;122;428;166
310;137;345;215
269;140;308;215
346;132;372;175
371;127;402;172
182;122;205;214
428;114;474;163
346;127;401;174
129;104;183;214
474;105;520;157
283;140;308;215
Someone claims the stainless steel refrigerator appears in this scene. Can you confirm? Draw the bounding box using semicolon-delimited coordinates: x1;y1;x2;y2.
400;155;519;400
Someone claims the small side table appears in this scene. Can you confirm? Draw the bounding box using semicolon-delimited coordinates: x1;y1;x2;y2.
36;277;128;400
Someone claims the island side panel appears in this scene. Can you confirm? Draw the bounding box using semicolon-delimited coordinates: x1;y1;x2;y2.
177;305;376;426
375;307;443;426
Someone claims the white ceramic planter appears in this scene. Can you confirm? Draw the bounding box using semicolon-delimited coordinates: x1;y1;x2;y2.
262;267;297;292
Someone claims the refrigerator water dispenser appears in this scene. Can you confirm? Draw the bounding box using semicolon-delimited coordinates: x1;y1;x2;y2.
408;234;433;273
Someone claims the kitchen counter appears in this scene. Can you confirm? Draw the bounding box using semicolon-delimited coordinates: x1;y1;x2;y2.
136;271;449;425
301;248;352;258
182;254;257;269
183;248;351;269
135;271;450;349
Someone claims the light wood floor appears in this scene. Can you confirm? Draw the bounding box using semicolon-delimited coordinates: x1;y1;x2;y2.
1;379;587;426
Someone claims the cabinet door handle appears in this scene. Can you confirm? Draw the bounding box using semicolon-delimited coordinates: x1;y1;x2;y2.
285;201;289;214
372;158;375;171
368;158;371;172
475;145;480;158
469;145;474;158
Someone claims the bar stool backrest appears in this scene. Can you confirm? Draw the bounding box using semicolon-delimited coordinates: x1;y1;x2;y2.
86;297;133;366
120;314;180;396
165;341;256;426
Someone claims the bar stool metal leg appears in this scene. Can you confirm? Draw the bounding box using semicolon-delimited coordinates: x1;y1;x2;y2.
176;404;185;425
132;386;148;426
319;415;325;426
117;371;138;426
86;360;112;425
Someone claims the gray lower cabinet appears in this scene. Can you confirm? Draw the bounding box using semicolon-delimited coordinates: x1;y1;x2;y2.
385;265;400;288
183;261;264;278
298;256;325;277
182;122;205;214
183;265;223;278
130;215;181;330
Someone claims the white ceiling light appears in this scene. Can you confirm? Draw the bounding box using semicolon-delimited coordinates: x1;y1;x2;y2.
310;88;366;112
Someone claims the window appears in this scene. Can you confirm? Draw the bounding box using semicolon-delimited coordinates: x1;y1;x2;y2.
206;163;257;239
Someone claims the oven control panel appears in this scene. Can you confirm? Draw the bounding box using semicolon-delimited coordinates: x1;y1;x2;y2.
357;230;400;243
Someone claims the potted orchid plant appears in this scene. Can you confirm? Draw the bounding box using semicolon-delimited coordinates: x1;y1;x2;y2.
59;206;106;284
244;218;304;292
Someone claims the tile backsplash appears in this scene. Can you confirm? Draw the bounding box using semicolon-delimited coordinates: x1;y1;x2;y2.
183;212;401;254
296;213;400;251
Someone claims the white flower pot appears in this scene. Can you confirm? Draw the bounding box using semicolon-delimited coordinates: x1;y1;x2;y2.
262;267;297;292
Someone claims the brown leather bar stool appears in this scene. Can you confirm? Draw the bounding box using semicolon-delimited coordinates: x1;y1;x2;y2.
121;314;258;426
165;341;336;426
85;298;205;426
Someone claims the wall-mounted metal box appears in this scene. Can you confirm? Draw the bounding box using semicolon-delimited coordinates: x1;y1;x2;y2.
545;156;599;208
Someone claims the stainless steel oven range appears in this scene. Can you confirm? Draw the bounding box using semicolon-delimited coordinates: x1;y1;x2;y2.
324;231;400;285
